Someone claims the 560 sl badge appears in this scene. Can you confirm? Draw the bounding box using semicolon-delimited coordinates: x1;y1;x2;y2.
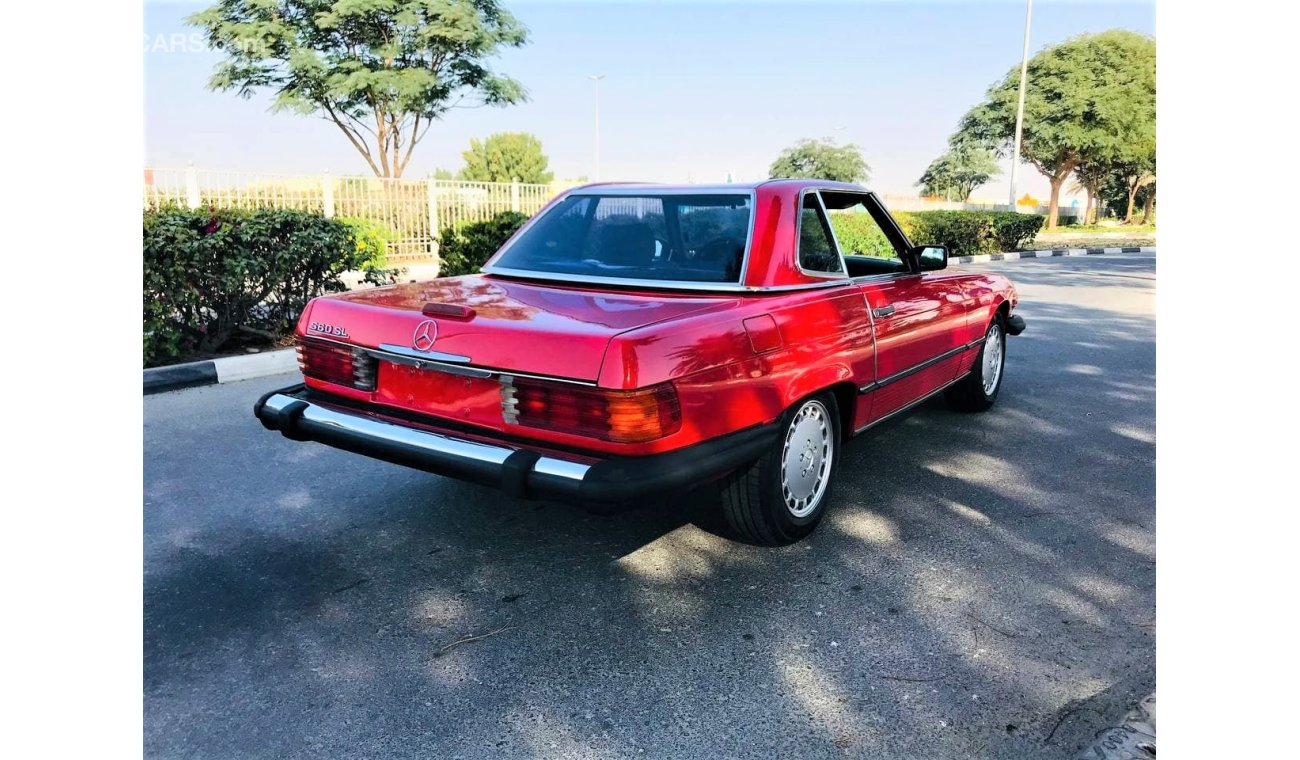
308;321;350;338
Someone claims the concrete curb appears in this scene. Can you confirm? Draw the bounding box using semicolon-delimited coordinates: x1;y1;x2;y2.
954;245;1155;264
144;348;297;395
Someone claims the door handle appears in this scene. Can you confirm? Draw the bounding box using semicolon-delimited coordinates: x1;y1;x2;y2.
872;305;896;318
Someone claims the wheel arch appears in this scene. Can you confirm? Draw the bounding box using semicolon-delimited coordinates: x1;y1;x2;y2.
994;298;1011;323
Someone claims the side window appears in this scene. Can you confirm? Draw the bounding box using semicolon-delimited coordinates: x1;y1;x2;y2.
818;191;912;278
798;193;844;275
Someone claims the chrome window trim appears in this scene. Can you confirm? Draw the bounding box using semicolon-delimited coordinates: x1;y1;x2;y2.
849;270;918;284
793;188;850;280
819;189;919;274
477;268;855;294
481;188;759;289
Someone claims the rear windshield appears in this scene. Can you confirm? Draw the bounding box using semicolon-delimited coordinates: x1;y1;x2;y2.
490;193;752;283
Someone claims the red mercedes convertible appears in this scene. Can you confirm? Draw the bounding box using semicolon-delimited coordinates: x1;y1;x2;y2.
256;180;1025;545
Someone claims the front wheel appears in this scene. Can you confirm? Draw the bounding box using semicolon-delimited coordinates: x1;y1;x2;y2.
720;393;841;546
945;316;1006;412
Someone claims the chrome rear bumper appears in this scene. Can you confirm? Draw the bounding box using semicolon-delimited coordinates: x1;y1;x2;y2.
254;384;779;504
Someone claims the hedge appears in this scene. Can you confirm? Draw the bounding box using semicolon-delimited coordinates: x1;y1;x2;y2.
143;207;392;367
437;211;529;277
830;210;1044;259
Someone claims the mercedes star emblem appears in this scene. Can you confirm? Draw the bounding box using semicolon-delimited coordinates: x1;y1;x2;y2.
412;319;439;352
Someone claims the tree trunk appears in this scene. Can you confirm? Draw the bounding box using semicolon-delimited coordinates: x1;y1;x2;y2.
1125;180;1139;224
1141;189;1155;225
1047;176;1064;230
1084;189;1096;225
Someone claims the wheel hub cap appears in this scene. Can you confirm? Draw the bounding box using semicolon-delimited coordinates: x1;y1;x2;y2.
781;401;833;518
982;322;1004;395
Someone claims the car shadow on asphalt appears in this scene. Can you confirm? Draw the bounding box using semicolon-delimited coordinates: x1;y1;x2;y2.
145;292;1155;758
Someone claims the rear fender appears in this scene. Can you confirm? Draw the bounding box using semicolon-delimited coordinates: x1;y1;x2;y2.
781;364;854;411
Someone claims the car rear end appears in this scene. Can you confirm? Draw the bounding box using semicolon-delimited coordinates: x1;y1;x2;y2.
256;185;783;502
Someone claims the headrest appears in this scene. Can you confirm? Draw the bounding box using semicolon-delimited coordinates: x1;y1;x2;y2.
596;221;656;266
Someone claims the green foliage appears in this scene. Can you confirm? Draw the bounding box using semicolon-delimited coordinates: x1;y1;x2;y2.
143;208;374;367
828;213;905;258
986;212;1046;251
188;0;529;178
955;30;1156;227
916;140;1000;201
460;132;554;183
769;139;870;183
830;210;1041;258
437;211;529;277
338;217;404;285
907;212;998;257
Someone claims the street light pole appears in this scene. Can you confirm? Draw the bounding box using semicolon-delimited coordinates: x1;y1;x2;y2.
1009;0;1033;209
589;74;605;181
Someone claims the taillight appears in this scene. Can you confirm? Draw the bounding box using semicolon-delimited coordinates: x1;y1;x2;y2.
501;377;681;443
297;338;377;391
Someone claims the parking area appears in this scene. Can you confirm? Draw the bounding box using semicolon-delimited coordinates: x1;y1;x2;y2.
144;254;1155;759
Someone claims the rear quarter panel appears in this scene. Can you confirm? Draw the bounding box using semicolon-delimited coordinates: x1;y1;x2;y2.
599;285;872;447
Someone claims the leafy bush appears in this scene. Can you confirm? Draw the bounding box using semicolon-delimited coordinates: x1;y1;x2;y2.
338;217;393;269
907;211;999;257
437;211;529;277
338;217;403;286
899;211;1043;257
144;208;378;367
828;213;900;258
986;212;1046;252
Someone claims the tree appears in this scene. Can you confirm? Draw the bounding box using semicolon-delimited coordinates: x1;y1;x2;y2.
916;140;1000;201
1098;140;1156;223
189;0;529;178
459;132;554;183
1070;162;1107;224
955;30;1155;229
1139;181;1155;225
769;139;870;184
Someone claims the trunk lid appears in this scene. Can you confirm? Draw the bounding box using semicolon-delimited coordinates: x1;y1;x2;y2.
306;275;740;382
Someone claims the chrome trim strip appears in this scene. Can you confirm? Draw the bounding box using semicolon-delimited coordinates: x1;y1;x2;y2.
531;458;593;481
853;372;971;435
376;343;473;365
476;268;855;294
792;188;851;281
262;394;592;481
482;188;759;289
479;268;757;292
568;185;748;196
858;339;983;393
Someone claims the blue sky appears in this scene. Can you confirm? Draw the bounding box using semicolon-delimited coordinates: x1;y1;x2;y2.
144;0;1154;200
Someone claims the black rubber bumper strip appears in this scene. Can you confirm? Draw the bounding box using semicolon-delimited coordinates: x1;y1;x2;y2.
253;384;780;504
1006;314;1027;336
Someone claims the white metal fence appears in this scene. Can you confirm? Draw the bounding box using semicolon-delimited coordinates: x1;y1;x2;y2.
142;168;1077;264
878;193;1080;219
143;166;575;263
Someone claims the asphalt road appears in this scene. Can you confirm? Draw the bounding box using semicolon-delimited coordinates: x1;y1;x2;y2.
144;254;1156;759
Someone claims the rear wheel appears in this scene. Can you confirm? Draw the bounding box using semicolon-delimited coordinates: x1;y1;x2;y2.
720;393;841;546
945;315;1006;412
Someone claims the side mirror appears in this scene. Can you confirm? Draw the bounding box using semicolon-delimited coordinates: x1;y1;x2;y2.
915;245;948;271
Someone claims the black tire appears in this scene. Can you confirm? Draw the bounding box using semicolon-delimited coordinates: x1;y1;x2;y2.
720;392;841;546
945;314;1006;412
